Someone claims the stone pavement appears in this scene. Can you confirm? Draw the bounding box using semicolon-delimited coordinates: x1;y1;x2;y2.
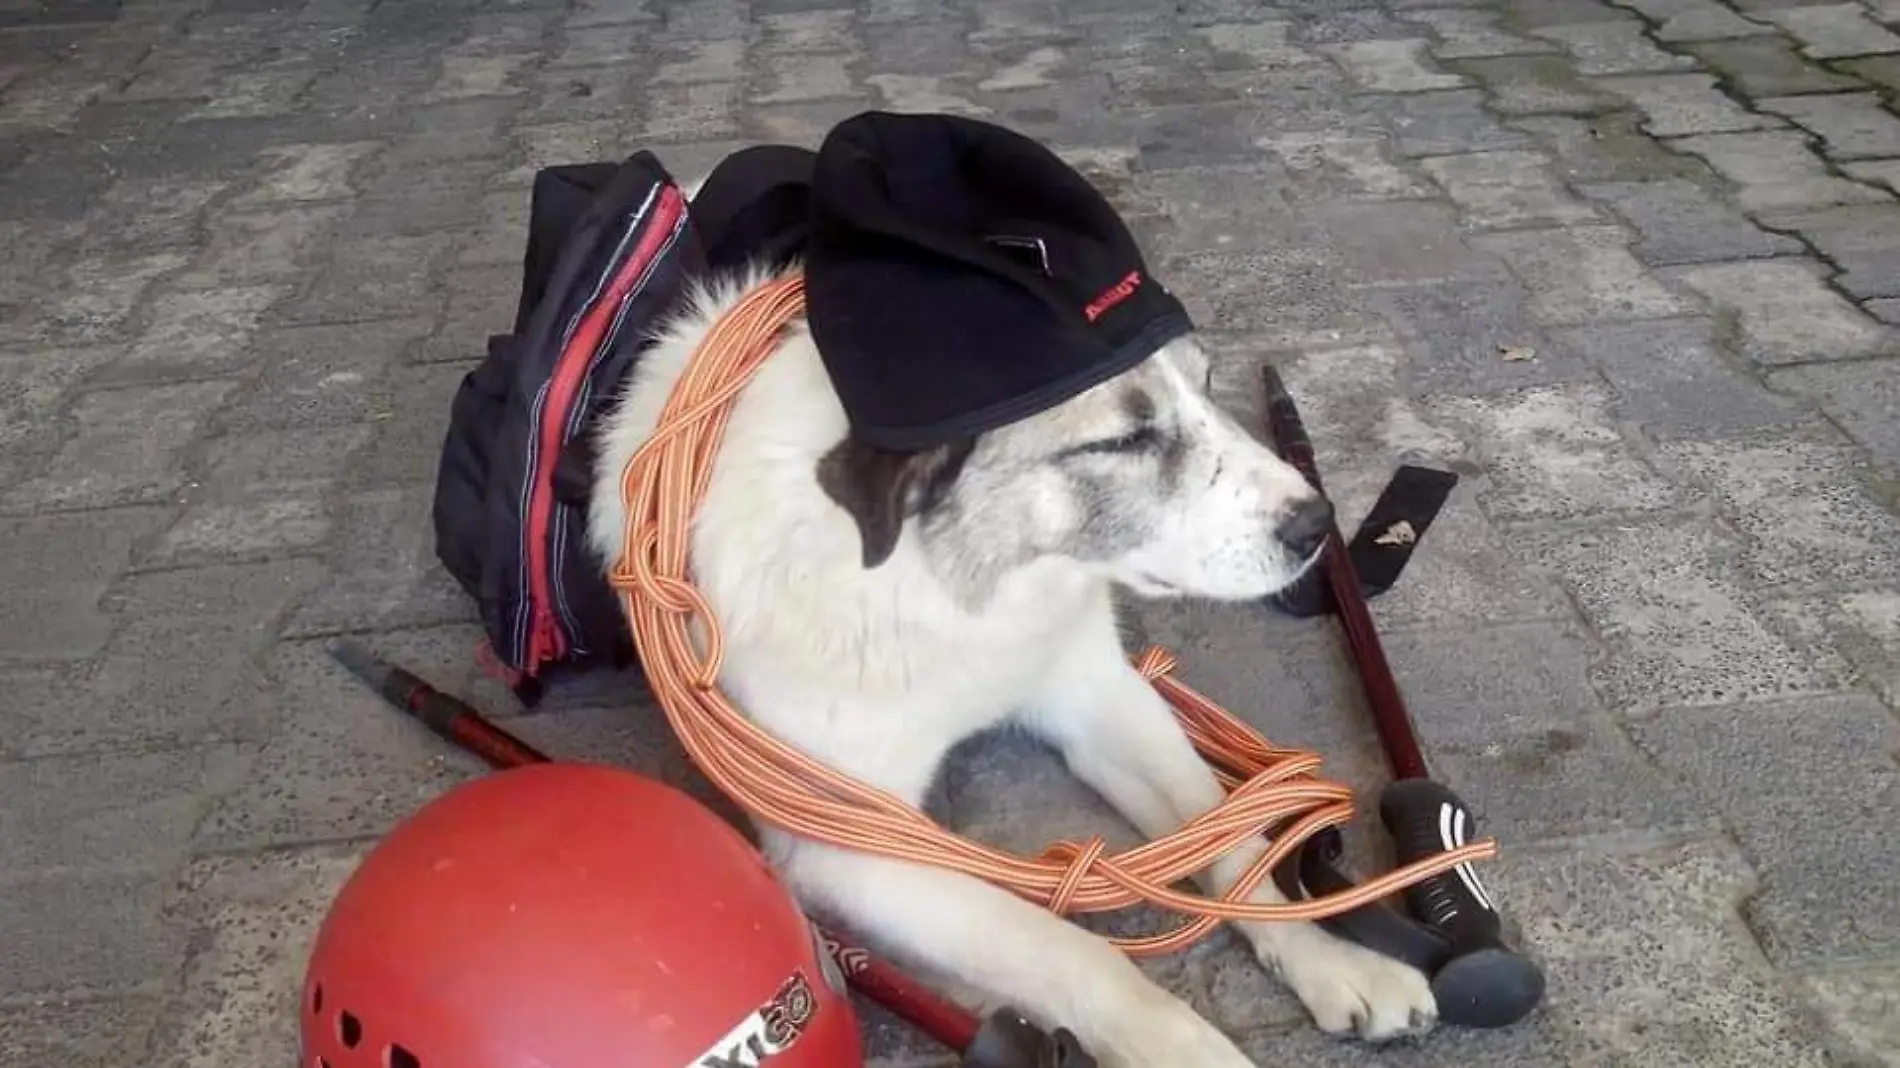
3;0;1900;1063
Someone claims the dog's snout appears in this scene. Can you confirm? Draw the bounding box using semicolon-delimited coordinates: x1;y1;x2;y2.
1275;497;1334;559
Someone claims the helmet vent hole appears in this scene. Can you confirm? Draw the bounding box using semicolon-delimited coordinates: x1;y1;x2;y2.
312;984;324;1014
339;1011;362;1048
388;1045;421;1068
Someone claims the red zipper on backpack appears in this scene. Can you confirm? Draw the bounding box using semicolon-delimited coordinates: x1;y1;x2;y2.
521;182;687;676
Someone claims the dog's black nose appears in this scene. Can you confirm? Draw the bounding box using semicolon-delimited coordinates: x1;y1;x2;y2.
1275;497;1334;559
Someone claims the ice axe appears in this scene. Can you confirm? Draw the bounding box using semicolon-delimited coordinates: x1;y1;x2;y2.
327;639;1095;1068
1259;365;1546;1030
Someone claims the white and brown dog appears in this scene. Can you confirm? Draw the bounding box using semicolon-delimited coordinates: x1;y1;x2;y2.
583;248;1438;1067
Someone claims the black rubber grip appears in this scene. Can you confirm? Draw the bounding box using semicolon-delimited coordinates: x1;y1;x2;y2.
1379;779;1501;942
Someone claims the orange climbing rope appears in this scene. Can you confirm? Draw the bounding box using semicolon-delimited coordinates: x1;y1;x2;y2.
606;272;1497;956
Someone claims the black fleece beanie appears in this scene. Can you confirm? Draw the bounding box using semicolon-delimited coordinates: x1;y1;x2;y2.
804;110;1193;452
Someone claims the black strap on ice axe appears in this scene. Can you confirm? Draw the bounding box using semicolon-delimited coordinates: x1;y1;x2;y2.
1263;462;1459;619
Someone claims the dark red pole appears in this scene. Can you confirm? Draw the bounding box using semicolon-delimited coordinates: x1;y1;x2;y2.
327;640;983;1054
1260;367;1431;781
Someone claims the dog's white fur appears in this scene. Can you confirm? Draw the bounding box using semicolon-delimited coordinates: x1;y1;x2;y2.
585;203;1437;1064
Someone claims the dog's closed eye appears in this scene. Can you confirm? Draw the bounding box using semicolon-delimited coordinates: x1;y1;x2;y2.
1062;425;1161;458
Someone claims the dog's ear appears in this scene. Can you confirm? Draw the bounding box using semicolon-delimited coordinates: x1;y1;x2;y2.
817;435;974;569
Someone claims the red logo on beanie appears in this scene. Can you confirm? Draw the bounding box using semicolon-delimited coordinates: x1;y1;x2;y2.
1084;270;1143;322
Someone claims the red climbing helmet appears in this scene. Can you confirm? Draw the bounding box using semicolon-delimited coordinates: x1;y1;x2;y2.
300;762;863;1068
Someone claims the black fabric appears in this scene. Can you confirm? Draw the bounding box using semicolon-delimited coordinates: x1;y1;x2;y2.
804;110;1193;452
432;150;706;705
690;143;818;277
1267;465;1460;620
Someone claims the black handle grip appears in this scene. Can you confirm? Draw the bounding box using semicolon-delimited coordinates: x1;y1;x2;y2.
964;1009;1096;1068
1378;779;1546;1028
1379;779;1501;941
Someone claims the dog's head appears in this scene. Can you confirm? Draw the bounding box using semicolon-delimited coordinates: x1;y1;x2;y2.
817;336;1332;605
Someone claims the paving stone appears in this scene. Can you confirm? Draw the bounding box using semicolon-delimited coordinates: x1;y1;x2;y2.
15;560;325;757
1628;695;1900;967
1558;317;1811;436
1255;131;1438;200
0;507;169;662
146;424;371;567
1511;514;1845;709
1530;18;1702;72
111;285;285;380
192;633;496;853
1369;275;1606;393
1163;250;1392;349
275;232;455;327
1769;356;1900;468
1679;35;1865;96
1656;431;1900;589
0;996;165;1067
1473;224;1701;324
1663;258;1896;363
1428;713;1708;844
1758;202;1900;299
1419;149;1603;228
1758;1;1900;56
0;344;120;457
1310;198;1516;286
1499;0;1647;26
21;251;190;348
1379;619;1612;745
1870;296;1900;322
0;871;181;999
1510;111;1720;182
1425;382;1688;519
1;380;238;513
282;485;478;636
1837;53;1900;92
168;205;347;291
1613;0;1782;40
147;842;370;1068
1580;178;1807;264
1375;88;1538;157
72;174;228;258
1763;583;1900;723
228;142;382;209
1673;130;1893;210
0;744;249;873
1845;159;1900;195
212;317;435;435
343;361;482;487
1759;92;1900;162
1406;7;1562;56
1445;52;1626;114
1800;965;1900;1067
1592;72;1785;136
1322;38;1472;90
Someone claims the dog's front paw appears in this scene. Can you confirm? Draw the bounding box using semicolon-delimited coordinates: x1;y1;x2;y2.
1092;993;1259;1068
1264;925;1437;1043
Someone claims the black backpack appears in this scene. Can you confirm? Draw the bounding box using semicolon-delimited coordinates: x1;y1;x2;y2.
430;143;816;706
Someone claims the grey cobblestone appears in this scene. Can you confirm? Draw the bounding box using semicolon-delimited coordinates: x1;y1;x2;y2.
1757;202;1900;300
1680;35;1865;96
1661;257;1897;362
1628;695;1900;967
1531;19;1702;73
1578;177;1808;264
1758;91;1900;161
6;1;1900;1063
1756;1;1900;56
1671;130;1894;211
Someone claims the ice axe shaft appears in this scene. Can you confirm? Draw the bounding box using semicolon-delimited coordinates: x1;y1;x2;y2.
1260;366;1545;1030
327;639;1093;1068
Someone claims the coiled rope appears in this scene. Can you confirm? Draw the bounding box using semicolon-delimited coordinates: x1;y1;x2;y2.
606;272;1497;955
